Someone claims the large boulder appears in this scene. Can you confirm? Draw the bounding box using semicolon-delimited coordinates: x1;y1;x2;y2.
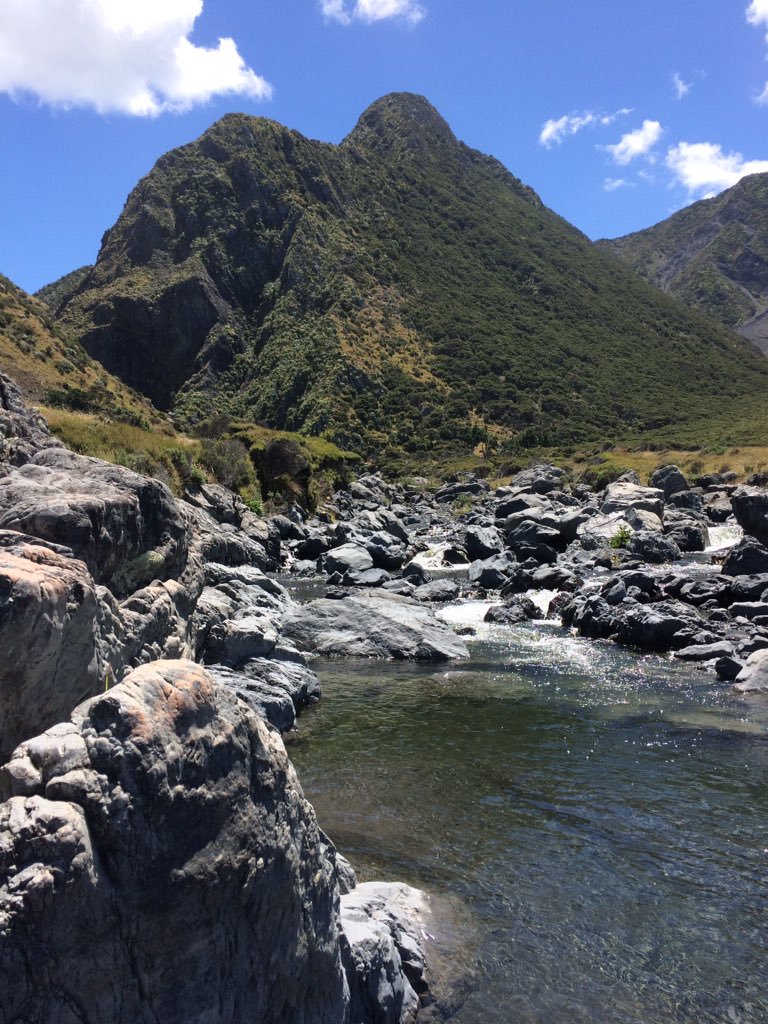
730;487;768;546
509;464;565;495
601;481;664;519
0;535;101;762
0;448;191;597
0;661;350;1024
721;539;768;577
282;591;469;661
649;464;689;499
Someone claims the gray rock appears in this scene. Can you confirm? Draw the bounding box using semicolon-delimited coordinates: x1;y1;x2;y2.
731;486;768;546
627;530;682;564
0;536;101;763
0;448;190;597
734;649;768;693
675;641;735;662
207;657;321;732
495;492;552;520
465;525;503;561
341;882;431;1024
0;661;351;1024
649;464;689;499
325;542;374;576
282;591;469;661
601;481;664;519
413;579;460;603
484;596;542;625
0;372;57;466
468;553;517;590
722;539;768;577
510;464;565;494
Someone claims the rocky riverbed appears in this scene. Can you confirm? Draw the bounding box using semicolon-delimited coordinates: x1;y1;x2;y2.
3;367;768;1022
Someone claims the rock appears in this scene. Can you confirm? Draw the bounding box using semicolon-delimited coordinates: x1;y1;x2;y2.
649;464;689;499
721;539;768;577
730;486;768;546
484;596;542;625
434;480;488;502
341;882;431;1024
495;492;552;519
601;481;664;519
365;532;408;571
207;657;321;732
282;591;469;661
715;655;745;680
413;579;460;603
401;561;429;586
664;517;707;553
510;464;565;494
0;537;101;763
442;546;469;565
674;641;735;662
464;525;503;561
667;490;704;513
467;553;518;590
733;649;768;693
0;372;57;466
562;594;710;652
0;661;351;1024
0;448;190;597
325;542;375;576
506;519;563;553
730;601;768;620
627;530;682;564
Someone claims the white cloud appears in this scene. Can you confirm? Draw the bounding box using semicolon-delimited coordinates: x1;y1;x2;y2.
747;0;768;101
539;107;631;148
603;178;633;192
606;120;663;165
0;0;271;116
666;141;768;195
672;72;691;100
321;0;425;25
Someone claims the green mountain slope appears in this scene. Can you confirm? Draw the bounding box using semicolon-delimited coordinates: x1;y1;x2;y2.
58;94;768;461
36;266;93;314
0;273;162;426
599;173;768;354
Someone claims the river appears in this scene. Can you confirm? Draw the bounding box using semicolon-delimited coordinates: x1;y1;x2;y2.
287;596;768;1023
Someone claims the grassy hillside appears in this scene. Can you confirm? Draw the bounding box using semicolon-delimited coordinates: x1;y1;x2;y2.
599;173;768;353
0;273;162;427
58;94;768;465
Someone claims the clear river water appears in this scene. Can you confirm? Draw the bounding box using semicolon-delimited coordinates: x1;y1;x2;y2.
286;595;768;1024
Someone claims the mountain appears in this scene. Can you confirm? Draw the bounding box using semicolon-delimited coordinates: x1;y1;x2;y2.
57;94;768;461
0;272;161;427
36;266;93;313
599;174;768;354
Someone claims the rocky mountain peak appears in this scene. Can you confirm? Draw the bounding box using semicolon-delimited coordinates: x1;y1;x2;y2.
343;91;457;156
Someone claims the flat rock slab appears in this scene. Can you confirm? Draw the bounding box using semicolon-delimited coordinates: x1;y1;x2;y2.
282;591;469;661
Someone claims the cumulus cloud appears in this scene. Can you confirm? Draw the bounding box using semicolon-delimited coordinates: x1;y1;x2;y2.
0;0;271;116
672;72;691;100
321;0;426;25
606;120;663;165
538;107;632;148
666;141;768;196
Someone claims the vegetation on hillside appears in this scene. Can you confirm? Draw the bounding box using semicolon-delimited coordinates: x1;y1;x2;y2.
0;273;161;427
35;266;93;313
599;173;768;347
57;95;768;467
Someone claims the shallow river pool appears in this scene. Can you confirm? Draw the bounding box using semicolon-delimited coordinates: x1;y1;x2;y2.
287;603;768;1023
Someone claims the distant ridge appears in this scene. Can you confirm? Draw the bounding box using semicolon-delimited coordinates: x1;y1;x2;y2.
56;93;768;460
599;173;768;355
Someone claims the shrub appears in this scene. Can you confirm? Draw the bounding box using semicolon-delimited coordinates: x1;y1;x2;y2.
609;525;632;549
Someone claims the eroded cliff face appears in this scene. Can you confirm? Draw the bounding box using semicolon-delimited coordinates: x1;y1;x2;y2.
0;660;350;1024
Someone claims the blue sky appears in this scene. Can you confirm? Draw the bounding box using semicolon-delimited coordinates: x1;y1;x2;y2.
2;0;768;294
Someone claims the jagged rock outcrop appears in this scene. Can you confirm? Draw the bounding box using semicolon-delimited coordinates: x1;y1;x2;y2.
0;662;347;1024
0;371;56;467
0;534;100;762
0;448;193;597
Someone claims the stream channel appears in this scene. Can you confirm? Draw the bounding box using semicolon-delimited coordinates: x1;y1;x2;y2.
283;550;768;1024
